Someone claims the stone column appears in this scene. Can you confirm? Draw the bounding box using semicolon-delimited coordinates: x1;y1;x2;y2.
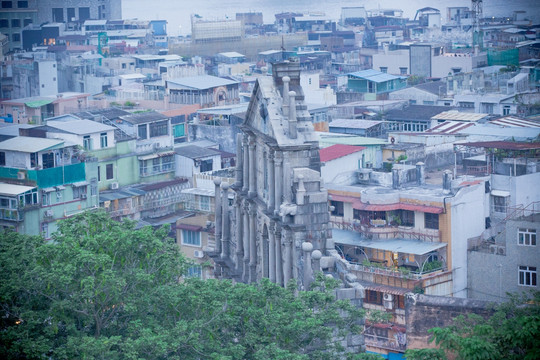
220;182;230;260
248;202;257;283
302;242;313;290
214;178;222;254
275;226;283;286
242;201;250;282
312;249;322;275
288;91;297;139
235;197;243;276
267;151;275;213
248;136;256;198
282;76;290;116
235;133;243;188
274;151;283;216
283;230;293;285
268;221;276;283
242;135;249;193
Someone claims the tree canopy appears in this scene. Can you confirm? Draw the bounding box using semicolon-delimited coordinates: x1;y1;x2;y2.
0;211;364;360
405;291;540;360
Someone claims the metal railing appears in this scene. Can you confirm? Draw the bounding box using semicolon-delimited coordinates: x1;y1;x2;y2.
330;220;441;242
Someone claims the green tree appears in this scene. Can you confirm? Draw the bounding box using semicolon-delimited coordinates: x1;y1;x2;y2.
1;211;366;360
405;291;540;360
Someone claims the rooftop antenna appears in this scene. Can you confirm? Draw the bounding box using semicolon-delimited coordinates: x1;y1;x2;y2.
281;35;285;51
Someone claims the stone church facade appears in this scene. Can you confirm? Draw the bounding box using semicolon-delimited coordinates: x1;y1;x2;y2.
209;62;331;289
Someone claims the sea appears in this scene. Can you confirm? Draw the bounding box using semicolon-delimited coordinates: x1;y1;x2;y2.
121;0;540;36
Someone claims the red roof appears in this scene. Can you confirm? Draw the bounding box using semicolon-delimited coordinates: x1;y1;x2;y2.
320;144;366;162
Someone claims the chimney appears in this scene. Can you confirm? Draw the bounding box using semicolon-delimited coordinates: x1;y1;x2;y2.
416;162;425;185
288;90;297;139
443;170;453;194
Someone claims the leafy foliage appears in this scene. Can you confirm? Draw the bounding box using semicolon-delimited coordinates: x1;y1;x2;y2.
0;211;365;360
405;291;540;360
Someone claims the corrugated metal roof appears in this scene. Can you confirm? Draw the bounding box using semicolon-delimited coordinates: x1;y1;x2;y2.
333;229;447;255
0;183;36;196
426;121;475;134
320;144;366;162
460;141;540;150
489;116;540;128
175;145;220;159
0;136;64;152
431;111;489;122
167;75;238;90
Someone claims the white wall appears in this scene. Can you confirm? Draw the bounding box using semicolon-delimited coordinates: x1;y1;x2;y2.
321;152;364;184
38;60;58;97
432;54;473;79
450;183;487;298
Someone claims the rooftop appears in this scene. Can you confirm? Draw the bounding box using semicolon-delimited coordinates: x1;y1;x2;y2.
120;111;169;125
46;119;115;135
175;145;221;159
329;119;382;129
0;136;64;153
320;144;366;162
431;111;490;122
348;69;406;83
0;183;36;196
167;75;238;90
386;105;454;121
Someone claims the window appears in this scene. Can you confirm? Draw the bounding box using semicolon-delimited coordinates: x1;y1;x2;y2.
424;213;439;230
23;18;31;26
330;201;344;216
0;152;5;166
0;19;8;27
42;192;50;206
17;1;27;8
79;7;90;21
492;195;508;214
519;266;537;287
97;166;101;182
182;230;201;246
173;123;185;138
12;33;20;42
152;158;160;172
187;265;202;278
200;196;210;211
518;229;536;246
42;152;54;169
100;132;108;148
503;106;511;116
2;1;13;9
11;19;20;27
396;295;405;309
139;160;148;176
379;67;388;73
67;7;75;21
161;155;173;172
72;185;87;199
399;67;407;75
83;135;92;150
138;124;147;139
149;120;168;137
365;290;383;305
106;164;113;180
200;159;213;172
399;210;414;227
52;8;64;22
30;152;37;168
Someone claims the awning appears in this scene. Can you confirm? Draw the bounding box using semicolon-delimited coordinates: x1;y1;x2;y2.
333;229;446;255
24;99;54;108
138;151;175;161
176;223;203;232
0;183;36;196
491;190;510;197
330;194;444;214
71;181;88;187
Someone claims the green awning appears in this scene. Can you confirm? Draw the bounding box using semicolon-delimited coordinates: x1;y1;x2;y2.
24;99;54;108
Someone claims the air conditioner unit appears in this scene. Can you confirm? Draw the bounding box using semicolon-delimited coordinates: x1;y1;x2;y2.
110;182;119;190
45;209;54;217
193;250;204;258
383;293;394;302
383;300;394;310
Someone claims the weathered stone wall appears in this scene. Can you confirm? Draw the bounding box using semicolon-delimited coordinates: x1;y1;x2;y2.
405;293;494;350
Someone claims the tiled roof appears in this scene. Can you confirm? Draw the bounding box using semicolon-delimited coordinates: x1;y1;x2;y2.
319;144;366;162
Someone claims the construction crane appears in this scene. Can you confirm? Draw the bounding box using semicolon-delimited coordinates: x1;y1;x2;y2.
471;0;483;54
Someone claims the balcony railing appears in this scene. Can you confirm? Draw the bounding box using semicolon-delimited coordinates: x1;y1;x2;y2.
347;262;445;281
330;219;441;242
365;335;406;352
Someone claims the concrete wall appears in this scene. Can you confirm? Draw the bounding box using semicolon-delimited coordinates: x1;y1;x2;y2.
449;183;487;298
389;87;439;105
188;123;241;154
321;152;363;184
468;217;540;301
38;61;58;97
372;50;409;75
405;293;494;350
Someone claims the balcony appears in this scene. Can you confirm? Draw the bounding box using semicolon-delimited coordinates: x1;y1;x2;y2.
330;219;441;242
0;208;23;222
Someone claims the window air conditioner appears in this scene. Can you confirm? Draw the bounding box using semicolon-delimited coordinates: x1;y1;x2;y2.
45;209;54;217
